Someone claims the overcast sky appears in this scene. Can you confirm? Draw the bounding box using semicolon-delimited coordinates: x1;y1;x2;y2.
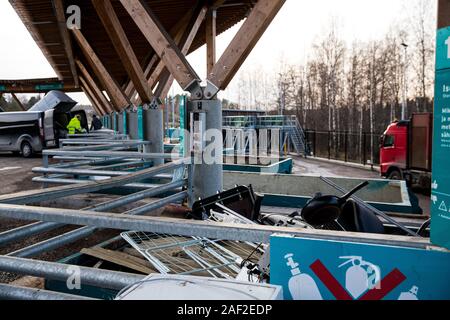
0;0;410;105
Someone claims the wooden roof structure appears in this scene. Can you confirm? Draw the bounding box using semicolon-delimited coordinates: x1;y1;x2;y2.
7;0;286;115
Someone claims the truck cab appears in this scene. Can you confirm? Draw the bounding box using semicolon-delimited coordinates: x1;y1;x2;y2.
380;113;432;190
380;121;409;179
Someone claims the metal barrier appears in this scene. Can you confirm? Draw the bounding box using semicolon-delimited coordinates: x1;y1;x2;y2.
304;130;382;165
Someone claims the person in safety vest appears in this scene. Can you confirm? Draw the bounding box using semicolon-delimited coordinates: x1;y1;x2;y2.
67;115;86;135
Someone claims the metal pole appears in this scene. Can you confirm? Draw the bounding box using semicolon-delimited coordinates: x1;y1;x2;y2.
144;107;164;166
4;187;186;257
0;159;187;205
401;43;408;120
0;202;428;248
0;284;98;300
0;180;185;247
192;99;223;199
0;256;144;290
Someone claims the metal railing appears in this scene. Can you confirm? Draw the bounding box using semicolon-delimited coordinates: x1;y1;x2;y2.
223;115;300;129
304;130;383;165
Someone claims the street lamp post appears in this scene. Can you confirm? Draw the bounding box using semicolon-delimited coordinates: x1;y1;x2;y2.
401;42;408;120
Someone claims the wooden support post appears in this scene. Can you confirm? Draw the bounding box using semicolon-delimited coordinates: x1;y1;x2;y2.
208;0;286;92
11;93;26;111
52;0;79;87
80;81;104;116
72;29;130;111
119;0;201;93
206;8;217;76
93;0;152;104
76;60;114;114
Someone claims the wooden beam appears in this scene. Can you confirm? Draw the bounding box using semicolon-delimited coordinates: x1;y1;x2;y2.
11;93;26;111
206;8;217;76
125;54;159;99
208;0;286;91
119;0;201;92
81;248;156;274
93;0;152;103
129;6;200;103
154;5;208;99
71;29;130;111
438;0;450;28
81;83;104;116
76;60;114;114
52;0;79;88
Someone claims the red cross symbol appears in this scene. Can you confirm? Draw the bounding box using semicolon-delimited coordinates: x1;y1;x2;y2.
310;259;407;300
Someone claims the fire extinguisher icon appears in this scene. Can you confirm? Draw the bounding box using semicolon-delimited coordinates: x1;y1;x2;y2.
338;256;381;299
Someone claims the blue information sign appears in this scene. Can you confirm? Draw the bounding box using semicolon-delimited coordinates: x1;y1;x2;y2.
432;26;450;250
270;235;450;300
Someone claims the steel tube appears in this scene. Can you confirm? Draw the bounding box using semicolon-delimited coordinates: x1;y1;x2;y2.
0;284;98;300
7;191;187;258
0;159;188;204
33;167;132;177
32;177;174;190
123;191;187;216
0;203;429;249
0;256;144;291
0;181;185;248
43;150;182;160
0;222;61;246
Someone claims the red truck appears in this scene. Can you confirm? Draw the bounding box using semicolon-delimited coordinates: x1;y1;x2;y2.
380;113;433;190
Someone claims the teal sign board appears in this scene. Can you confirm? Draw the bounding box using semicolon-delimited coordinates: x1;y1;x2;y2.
179;96;186;156
432;26;450;250
35;83;64;91
270;235;450;300
137;106;144;140
0;85;6;92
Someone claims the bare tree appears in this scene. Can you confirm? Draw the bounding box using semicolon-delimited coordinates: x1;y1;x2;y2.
407;0;437;111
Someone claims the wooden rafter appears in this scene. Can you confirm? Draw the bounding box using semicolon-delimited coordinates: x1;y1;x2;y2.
125;5;199;102
93;0;151;103
438;0;450;28
119;0;201;92
76;60;114;114
206;7;217;75
80;81;104;116
52;0;79;88
154;5;208;99
208;0;286;91
125;54;158;98
72;29;130;111
11;93;26;111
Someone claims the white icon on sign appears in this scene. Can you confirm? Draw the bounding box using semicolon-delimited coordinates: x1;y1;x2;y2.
339;256;381;299
432;181;438;190
439;201;448;212
285;253;323;300
446;36;450;59
398;286;419;300
431;195;438;204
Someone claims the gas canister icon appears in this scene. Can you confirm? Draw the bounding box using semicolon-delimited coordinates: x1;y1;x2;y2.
338;256;381;299
285;253;323;300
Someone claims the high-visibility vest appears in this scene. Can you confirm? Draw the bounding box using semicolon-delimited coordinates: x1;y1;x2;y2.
67;117;82;135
